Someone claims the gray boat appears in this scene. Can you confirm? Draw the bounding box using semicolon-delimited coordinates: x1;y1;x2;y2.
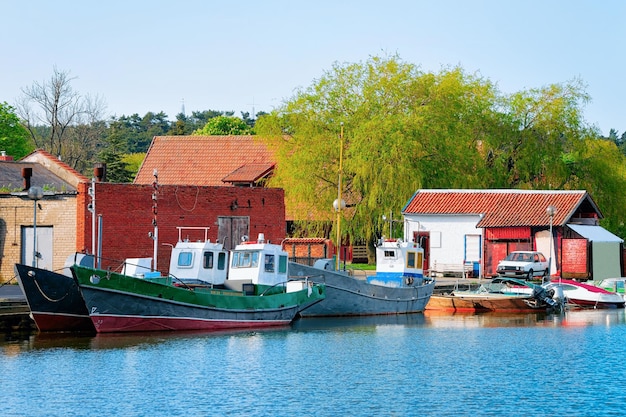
290;238;435;317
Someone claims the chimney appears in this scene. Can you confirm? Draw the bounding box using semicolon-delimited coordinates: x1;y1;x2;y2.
22;167;32;191
93;163;106;182
0;151;14;161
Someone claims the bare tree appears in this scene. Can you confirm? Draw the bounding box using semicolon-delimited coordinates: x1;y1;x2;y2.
17;67;107;172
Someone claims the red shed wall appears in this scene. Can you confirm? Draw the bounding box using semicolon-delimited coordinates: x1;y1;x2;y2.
76;182;285;273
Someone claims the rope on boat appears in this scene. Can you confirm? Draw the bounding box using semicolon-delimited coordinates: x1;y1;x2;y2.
33;277;70;303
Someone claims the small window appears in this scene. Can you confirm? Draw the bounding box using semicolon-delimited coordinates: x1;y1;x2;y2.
265;254;275;272
178;252;193;268
217;252;226;270
279;255;288;273
384;250;395;258
203;252;214;269
407;252;416;268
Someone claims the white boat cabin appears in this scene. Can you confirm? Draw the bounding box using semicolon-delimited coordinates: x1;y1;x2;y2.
168;227;229;285
228;233;290;289
367;238;425;288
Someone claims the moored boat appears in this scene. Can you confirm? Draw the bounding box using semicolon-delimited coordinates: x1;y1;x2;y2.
72;232;325;333
544;279;625;309
14;254;96;332
426;277;557;313
289;237;435;317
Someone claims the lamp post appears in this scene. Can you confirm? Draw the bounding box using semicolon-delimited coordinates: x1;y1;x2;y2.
28;186;44;267
546;205;557;280
333;123;345;271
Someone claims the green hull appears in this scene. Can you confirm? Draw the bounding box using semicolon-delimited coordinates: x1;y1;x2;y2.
71;265;325;333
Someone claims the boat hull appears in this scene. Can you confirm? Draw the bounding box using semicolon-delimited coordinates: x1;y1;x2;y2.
289;262;435;317
72;265;324;333
14;264;94;332
427;294;540;313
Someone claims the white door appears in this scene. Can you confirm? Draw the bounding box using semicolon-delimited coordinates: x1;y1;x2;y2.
22;226;54;269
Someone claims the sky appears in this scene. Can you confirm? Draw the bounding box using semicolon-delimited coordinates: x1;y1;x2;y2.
2;0;624;136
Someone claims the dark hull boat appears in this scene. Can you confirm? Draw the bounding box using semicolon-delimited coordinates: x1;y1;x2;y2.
72;232;325;333
290;238;435;317
14;259;95;332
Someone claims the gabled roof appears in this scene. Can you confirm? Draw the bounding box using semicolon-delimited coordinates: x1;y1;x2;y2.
134;136;275;186
0;149;86;194
402;189;601;227
20;149;89;188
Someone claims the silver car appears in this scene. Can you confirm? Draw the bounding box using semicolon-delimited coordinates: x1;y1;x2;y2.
496;251;549;280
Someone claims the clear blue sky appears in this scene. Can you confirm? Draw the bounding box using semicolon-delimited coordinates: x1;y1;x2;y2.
2;0;624;136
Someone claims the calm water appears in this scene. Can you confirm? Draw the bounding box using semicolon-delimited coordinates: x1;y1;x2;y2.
2;310;626;417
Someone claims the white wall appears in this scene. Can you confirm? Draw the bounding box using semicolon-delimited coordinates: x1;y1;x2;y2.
404;214;483;266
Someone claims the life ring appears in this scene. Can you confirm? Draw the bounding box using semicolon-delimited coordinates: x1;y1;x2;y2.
405;277;414;286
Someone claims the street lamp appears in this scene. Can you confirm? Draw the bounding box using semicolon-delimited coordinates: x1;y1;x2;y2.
546;205;557;280
334;123;344;271
28;186;44;267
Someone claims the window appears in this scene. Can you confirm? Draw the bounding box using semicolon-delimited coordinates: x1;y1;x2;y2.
203;252;214;269
265;254;275;272
217;252;226;270
232;251;260;268
279;255;288;273
178;252;193;268
384;250;396;258
407;252;416;268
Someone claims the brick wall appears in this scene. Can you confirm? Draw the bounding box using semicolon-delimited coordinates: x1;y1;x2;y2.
77;183;286;274
0;194;77;282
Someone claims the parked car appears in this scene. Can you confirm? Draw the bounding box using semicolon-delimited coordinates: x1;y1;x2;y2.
496;251;549;279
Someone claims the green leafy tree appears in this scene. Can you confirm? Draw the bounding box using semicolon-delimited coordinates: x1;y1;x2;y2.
193;115;252;135
483;80;591;189
97;128;133;183
0;102;32;158
257;55;498;254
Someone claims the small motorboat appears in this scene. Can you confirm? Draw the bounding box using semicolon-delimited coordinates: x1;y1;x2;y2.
426;277;556;313
544;279;625;309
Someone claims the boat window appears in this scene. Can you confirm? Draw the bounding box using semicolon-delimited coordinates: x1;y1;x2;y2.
265;254;275;272
407;252;416;268
203;252;214;269
279;255;287;273
232;251;260;268
178;251;193;268
384;250;396;258
217;252;226;270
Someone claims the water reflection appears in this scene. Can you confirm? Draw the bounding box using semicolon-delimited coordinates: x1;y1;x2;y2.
2;308;625;355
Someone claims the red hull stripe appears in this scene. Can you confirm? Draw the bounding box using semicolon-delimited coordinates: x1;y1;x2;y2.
91;315;292;333
31;312;95;332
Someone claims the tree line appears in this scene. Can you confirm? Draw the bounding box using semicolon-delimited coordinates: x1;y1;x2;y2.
2;57;626;242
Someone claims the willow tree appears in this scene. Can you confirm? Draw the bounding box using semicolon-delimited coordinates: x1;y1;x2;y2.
256;55;498;253
482;79;592;189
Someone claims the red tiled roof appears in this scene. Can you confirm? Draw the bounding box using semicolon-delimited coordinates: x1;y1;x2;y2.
403;189;601;227
20;148;89;186
134;136;275;186
222;163;275;184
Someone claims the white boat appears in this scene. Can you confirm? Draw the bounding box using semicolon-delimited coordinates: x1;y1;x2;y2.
289;237;435;317
544;279;625;309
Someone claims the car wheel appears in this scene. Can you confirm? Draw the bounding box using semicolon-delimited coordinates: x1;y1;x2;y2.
527;269;534;280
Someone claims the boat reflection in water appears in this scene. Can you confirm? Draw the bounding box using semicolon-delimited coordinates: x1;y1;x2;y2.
423;308;626;328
